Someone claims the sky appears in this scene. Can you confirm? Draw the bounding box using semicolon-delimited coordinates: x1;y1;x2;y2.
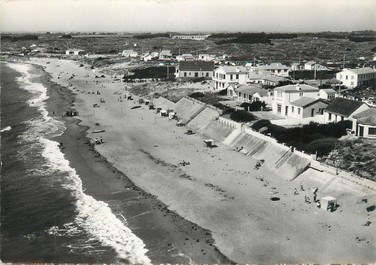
0;0;375;33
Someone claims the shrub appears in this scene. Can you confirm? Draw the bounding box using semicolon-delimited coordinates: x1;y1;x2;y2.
251;119;272;131
230;110;257;122
307;138;339;156
189;92;205;98
240;101;266;111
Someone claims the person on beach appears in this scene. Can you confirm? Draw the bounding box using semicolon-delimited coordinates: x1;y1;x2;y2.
100;136;103;143
294;188;298;195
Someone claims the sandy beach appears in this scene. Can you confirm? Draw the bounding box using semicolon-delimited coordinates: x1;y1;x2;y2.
31;57;376;263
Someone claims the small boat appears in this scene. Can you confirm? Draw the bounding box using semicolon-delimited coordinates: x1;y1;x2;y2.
93;129;106;133
131;106;141;109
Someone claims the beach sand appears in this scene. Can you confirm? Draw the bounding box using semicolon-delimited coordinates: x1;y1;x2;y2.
32;57;376;263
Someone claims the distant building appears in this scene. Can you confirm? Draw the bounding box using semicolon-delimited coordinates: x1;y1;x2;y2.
304;61;329;71
65;49;85;56
319;89;336;100
323;97;370;123
171;34;210;40
122;50;138;58
250;63;290;77
272;84;320;116
176;54;195;61
212;66;248;91
304;61;316;70
198;54;216;61
159;50;173;60
336;67;376;89
291;63;304;71
352;108;376;138
175;61;214;78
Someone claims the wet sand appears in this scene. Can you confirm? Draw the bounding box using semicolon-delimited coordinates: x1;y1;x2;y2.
32;57;376;263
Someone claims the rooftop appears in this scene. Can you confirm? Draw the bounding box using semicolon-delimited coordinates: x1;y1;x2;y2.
216;66;248;74
325;97;366;116
290;97;327;108
178;61;214;71
343;67;376;75
274;84;319;92
353;108;376;126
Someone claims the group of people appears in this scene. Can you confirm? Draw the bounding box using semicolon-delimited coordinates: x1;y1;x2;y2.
294;185;320;208
65;110;79;117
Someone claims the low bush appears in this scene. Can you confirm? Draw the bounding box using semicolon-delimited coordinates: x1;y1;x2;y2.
240;101;266;111
230;110;257;122
307;138;339;156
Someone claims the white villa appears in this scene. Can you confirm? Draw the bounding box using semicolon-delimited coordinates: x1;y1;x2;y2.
336;67;376;89
212;66;248;91
250;63;290;77
352;108;376;138
272;84;320;117
324;98;370;123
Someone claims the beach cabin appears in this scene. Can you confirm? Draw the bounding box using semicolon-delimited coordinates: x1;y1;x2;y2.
320;196;337;212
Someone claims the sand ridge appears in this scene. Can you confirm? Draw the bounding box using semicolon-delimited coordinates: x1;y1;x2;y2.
31;58;376;263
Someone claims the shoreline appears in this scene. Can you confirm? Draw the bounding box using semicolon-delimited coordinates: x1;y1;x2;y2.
24;57;376;263
36;61;230;263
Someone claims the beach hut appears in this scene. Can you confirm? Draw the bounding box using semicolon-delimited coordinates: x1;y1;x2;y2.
204;139;215;148
321;196;337;212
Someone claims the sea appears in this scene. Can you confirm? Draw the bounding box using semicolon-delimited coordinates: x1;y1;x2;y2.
0;62;151;264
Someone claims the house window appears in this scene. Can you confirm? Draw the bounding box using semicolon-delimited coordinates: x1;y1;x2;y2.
236;74;239;79
299;92;304;96
277;104;281;113
184;72;187;77
351;81;354;86
329;113;332;120
230;74;233;80
369;127;376;135
351;75;354;79
346;75;348;80
206;72;209;77
195;72;199;77
291;106;294;113
298;108;301;115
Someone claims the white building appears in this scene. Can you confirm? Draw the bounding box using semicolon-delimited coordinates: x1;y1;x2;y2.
212;66;248;91
198;54;216;61
304;61;316;70
171;34;210;40
122;50;138;58
176;54;195;61
319;89;336;100
272;84;320;116
65;49;85;56
250;63;290;77
336;67;376;89
159;50;173;60
352;108;376;138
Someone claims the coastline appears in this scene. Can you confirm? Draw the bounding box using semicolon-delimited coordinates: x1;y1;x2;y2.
35;61;230;263
22;57;376;264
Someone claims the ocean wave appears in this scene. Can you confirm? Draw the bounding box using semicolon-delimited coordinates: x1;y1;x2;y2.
41;138;151;264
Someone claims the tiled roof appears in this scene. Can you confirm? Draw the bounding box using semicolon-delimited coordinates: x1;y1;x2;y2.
274;84;319;92
320;88;336;93
290;97;327;108
353;108;376;125
234;84;268;97
345;67;376;75
216;66;248;74
325;98;365;116
179;61;214;71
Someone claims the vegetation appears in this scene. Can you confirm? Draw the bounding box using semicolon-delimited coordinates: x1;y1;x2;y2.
230;110;257;123
123;66;176;81
1;34;38;41
251;120;351;156
240;101;266;111
134;33;170;39
209;32;298;45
